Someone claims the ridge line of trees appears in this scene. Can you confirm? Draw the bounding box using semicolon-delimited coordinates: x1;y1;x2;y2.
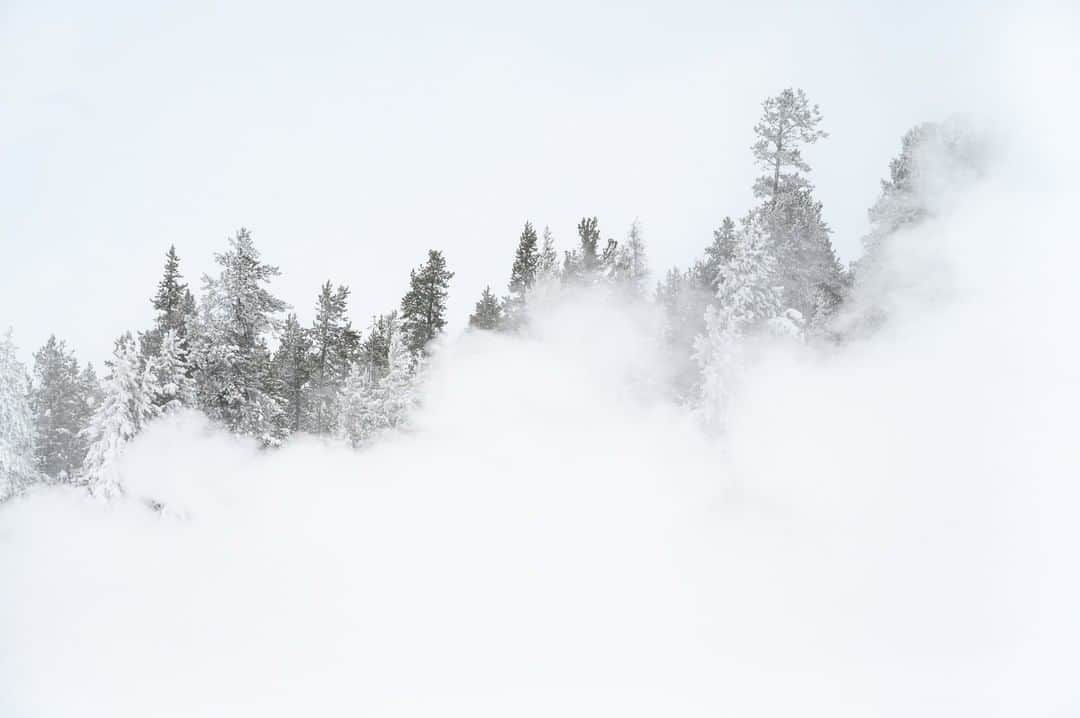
1;88;981;502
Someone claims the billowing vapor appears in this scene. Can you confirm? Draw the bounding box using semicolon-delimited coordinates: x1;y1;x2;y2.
3;12;1079;718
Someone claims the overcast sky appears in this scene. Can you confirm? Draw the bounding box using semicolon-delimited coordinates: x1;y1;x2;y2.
1;0;1016;365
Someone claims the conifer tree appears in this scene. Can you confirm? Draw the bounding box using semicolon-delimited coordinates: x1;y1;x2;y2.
271;314;312;434
857;119;981;272
694;218;795;425
359;312;396;380
764;189;844;322
379;321;416;430
341;317;416;446
400;250;453;356
845;119;982;334
30;335;92;481
0;330;37;500
340;365;379;448
655;263;715;400
80;334;159;499
702;217;737;291
860;123;940;263
751;88;828;204
154;246;189;330
192;228;288;444
80;363;103;412
152;330;196;412
308;282;358;435
504;222;541;327
536;226;561;284
561;249;582;285
613;219;649;295
468;287;503;330
577;216;601;275
749;88;843;325
141;245;193;359
508;222;540;299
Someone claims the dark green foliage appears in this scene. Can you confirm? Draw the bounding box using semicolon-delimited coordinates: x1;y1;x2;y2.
308;281;358;434
141;245;195;359
30;336;93;480
468;286;503;331
271;314;312;434
400;250;454;356
577;217;601;274
508;222;540;298
360;312;396;380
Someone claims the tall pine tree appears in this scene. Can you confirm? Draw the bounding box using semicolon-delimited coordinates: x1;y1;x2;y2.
504;222;540;327
750;88;843;325
613;219;649;295
30;335;93;481
536;226;561;284
341;317;416;447
508;222;540;299
271;314;312;434
702;217;737;291
359;312;396;380
192;228;288;445
80;334;159;499
307;281;358;435
400;250;453;356
0;330;37;500
141;245;194;360
694;217;794;425
152;330;196;412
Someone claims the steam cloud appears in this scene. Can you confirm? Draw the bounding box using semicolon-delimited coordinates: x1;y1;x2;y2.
3;11;1079;717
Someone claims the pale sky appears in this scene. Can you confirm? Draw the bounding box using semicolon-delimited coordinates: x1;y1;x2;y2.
1;0;1013;365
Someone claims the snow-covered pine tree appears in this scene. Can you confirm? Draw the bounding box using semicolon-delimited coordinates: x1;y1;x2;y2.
80;363;103;416
30;335;93;481
379;320;416;431
340;364;379;448
655;259;717;399
702;217;737;292
0;330;37;500
271;314;312;435
80;334;159;499
340;317;416;446
843;119;983;335
561;248;583;285
762;188;844;324
504;222;541;328
400;249;453;356
562;217;613;286
749;88;843;326
693;217;794;425
536;226;561;285
152;329;196;412
192;228;288;445
359;312;396;380
577;216;601;275
307;282;358;435
751;88;827;204
856;119;982;274
508;222;540;297
141;245;194;360
859;123;941;265
613;219;649;296
468;286;503;330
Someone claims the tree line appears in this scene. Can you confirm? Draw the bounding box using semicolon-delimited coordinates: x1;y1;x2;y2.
0;88;980;502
